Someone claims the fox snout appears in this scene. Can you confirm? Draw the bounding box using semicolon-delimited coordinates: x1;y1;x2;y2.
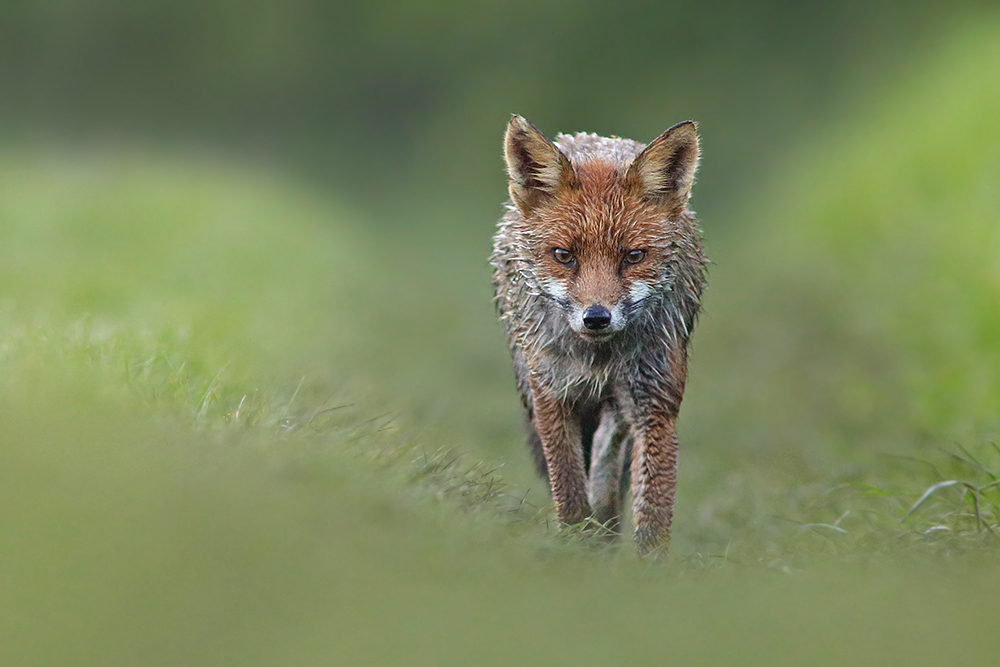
582;305;612;330
568;300;628;340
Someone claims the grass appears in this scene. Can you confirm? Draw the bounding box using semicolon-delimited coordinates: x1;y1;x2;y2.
3;17;1000;667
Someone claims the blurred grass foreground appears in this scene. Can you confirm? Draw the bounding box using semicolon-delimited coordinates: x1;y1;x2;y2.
2;16;1000;667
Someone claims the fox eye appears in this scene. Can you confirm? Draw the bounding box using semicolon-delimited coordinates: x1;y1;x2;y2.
552;248;575;265
624;249;647;265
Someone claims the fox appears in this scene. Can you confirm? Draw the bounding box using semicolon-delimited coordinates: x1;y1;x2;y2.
491;115;707;553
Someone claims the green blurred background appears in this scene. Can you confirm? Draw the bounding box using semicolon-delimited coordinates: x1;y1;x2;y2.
4;0;989;217
2;1;1000;665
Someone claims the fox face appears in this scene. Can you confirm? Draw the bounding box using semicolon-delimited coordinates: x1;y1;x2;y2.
520;170;682;341
502;115;700;344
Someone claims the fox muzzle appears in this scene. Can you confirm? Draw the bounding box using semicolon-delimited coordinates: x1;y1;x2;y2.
582;305;612;331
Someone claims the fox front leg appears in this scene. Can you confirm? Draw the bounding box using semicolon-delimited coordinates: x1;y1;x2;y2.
620;348;688;554
630;411;680;553
528;375;592;526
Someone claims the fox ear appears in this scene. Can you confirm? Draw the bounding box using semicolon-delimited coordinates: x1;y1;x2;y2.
504;115;577;215
625;121;699;214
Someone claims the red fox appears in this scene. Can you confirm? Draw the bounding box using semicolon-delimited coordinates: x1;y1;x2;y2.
491;115;707;553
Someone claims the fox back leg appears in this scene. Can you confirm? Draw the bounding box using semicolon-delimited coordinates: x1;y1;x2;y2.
587;404;629;535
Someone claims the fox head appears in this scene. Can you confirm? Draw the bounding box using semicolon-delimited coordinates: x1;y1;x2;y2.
503;115;700;342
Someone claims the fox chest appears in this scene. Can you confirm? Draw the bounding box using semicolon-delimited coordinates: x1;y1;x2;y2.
534;347;625;402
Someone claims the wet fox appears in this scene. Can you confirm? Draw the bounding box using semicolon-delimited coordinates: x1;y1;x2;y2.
491;115;707;553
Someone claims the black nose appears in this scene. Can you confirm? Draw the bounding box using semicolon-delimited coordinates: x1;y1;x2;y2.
583;305;612;330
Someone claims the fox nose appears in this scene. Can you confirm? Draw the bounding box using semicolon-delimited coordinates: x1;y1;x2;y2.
583;305;612;330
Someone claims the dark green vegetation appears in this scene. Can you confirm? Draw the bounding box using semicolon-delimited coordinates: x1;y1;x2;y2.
4;0;990;212
3;9;1000;667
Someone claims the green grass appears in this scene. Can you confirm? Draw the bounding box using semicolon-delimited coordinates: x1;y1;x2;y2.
689;22;1000;453
3;18;1000;666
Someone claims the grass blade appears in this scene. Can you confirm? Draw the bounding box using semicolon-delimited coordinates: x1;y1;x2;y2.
905;480;960;518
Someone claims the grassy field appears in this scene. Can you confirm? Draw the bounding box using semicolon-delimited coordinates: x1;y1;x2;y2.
3;20;1000;666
